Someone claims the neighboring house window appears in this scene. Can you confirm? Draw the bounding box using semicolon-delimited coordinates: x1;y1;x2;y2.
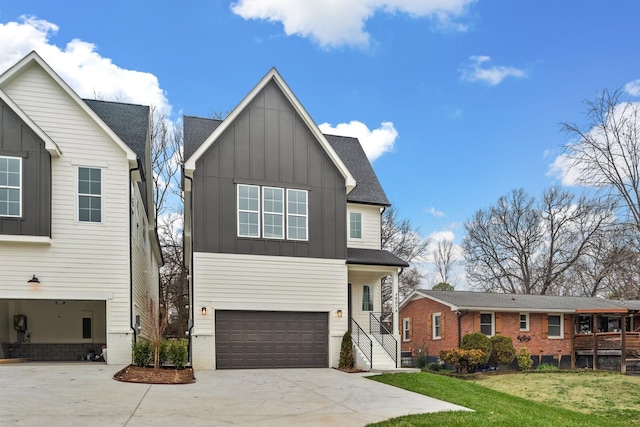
403;318;411;342
263;187;284;239
287;189;308;240
480;312;494;336
78;167;102;222
362;285;373;311
433;313;442;339
349;212;362;239
548;314;563;338
0;156;21;217
238;184;260;237
520;313;529;331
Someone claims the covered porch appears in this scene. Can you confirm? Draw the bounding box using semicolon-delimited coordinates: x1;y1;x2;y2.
572;308;640;374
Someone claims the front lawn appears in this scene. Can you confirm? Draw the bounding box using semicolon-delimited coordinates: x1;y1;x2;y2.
368;371;638;426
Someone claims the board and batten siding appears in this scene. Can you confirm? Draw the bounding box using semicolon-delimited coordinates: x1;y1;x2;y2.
192;80;347;260
192;252;349;369
0;61;135;363
347;203;382;250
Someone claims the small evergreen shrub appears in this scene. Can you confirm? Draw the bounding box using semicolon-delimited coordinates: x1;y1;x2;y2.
426;362;440;371
159;339;170;365
339;330;354;370
490;335;516;366
517;345;533;371
168;339;188;369
537;362;558;371
132;339;152;367
461;332;492;367
416;355;427;368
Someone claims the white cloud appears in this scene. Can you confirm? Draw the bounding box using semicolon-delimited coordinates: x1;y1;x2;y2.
319;120;398;161
426;207;445;218
0;16;171;116
429;230;455;242
230;0;475;48
460;55;526;86
624;79;640;97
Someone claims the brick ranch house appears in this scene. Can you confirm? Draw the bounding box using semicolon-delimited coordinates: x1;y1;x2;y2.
399;289;640;373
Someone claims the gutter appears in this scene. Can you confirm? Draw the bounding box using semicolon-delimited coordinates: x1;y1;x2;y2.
183;172;194;363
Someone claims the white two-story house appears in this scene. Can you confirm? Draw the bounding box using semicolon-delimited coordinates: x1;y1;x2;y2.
0;52;162;364
183;68;408;370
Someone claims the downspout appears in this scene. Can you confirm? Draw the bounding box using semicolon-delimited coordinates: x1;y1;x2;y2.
457;310;469;348
129;164;140;344
184;172;194;363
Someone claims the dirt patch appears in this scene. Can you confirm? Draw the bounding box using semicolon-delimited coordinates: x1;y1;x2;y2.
114;365;195;384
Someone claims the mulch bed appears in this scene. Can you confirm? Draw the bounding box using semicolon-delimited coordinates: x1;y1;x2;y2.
114;365;196;384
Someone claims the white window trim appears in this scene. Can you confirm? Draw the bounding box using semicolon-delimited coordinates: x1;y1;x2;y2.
262;186;284;239
286;188;308;241
480;312;495;337
237;184;260;237
77;166;104;224
519;313;530;331
0;156;22;218
548;314;564;339
402;318;411;342
362;285;373;312
432;312;442;340
348;211;362;240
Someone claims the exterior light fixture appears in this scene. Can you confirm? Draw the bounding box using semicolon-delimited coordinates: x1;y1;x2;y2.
27;275;40;285
201;307;207;316
337;309;343;318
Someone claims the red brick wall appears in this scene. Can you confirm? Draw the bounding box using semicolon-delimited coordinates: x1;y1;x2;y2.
399;297;573;359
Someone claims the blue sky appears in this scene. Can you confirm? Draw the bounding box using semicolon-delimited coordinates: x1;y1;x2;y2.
1;1;639;285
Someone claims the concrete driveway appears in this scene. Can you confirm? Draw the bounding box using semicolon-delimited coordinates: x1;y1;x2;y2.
0;363;469;426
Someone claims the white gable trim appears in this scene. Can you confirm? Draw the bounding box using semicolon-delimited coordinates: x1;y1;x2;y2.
0;88;62;157
399;289;460;312
0;51;137;162
184;68;356;193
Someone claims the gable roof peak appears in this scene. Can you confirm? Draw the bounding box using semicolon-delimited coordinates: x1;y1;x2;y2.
184;67;356;193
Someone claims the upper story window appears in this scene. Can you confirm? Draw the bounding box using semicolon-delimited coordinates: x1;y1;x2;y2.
0;156;21;217
237;184;308;241
362;285;373;311
287;189;308;240
480;312;494;336
433;313;442;339
263;187;284;239
78;167;102;223
520;313;529;331
349;212;362;239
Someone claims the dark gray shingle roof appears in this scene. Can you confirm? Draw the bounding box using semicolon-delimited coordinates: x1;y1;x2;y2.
325;134;390;206
347;248;409;267
84;99;149;163
416;289;635;312
183;115;222;160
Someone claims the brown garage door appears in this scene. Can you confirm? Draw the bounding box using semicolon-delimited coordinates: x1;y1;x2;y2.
215;310;329;369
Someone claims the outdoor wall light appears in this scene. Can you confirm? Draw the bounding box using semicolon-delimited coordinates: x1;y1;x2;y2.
337;309;343;318
27;275;40;285
201;307;207;316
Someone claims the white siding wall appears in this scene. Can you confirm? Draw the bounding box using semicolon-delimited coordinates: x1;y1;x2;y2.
347;204;381;250
192;252;349;369
0;62;136;364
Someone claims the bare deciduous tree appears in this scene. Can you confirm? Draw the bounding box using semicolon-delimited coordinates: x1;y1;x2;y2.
561;89;640;232
381;207;430;308
433;239;456;287
463;187;614;295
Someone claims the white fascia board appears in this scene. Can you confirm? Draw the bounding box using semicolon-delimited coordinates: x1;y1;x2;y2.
2;289;113;300
0;51;137;162
0;235;52;244
184;68;357;194
0;88;62;157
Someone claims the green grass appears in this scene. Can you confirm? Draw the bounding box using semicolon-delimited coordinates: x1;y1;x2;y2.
367;372;630;426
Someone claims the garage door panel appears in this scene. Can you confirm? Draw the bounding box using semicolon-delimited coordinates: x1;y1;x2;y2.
215;310;328;369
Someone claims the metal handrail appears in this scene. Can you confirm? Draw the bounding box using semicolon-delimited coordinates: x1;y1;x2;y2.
369;312;397;365
351;317;372;366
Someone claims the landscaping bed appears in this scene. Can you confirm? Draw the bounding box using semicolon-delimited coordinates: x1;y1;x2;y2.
114;365;195;384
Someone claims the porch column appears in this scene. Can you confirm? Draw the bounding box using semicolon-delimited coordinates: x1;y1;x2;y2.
621;315;627;374
391;269;399;367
